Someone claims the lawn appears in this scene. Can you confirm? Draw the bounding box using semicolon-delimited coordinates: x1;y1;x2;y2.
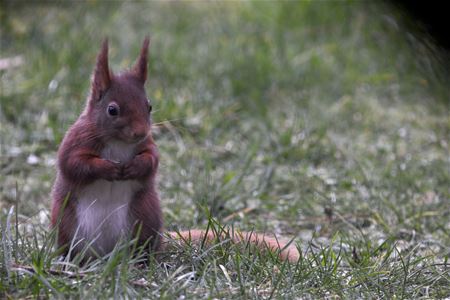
1;1;449;298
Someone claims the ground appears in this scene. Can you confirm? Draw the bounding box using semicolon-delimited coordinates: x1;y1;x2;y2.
1;2;449;298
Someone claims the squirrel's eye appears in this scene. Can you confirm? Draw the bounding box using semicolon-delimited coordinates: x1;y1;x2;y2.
107;104;119;116
148;104;152;113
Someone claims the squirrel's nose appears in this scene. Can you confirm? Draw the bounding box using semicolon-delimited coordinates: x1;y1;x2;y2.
128;122;149;142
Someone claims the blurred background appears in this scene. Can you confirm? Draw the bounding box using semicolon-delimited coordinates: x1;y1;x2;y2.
0;2;449;247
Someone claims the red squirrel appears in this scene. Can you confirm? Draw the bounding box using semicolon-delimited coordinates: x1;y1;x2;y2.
51;38;299;263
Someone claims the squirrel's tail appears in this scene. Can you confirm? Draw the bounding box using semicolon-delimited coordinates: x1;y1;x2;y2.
162;229;300;262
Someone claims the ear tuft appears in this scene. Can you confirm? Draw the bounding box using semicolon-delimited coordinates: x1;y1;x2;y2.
90;39;111;101
132;36;150;84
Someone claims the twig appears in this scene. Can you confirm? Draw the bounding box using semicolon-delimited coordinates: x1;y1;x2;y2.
223;207;256;222
11;263;86;279
11;263;152;288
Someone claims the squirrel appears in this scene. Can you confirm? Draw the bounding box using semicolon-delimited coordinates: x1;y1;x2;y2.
50;38;299;263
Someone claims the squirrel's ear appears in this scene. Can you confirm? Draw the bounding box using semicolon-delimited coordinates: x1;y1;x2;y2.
132;37;150;84
90;39;111;101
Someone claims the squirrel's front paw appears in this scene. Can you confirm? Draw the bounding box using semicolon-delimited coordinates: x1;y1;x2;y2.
102;161;123;181
121;160;151;180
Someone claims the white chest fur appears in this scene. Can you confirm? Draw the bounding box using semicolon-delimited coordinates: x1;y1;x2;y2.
75;141;140;256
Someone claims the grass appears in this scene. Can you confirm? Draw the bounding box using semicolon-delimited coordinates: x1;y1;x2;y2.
1;1;449;298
